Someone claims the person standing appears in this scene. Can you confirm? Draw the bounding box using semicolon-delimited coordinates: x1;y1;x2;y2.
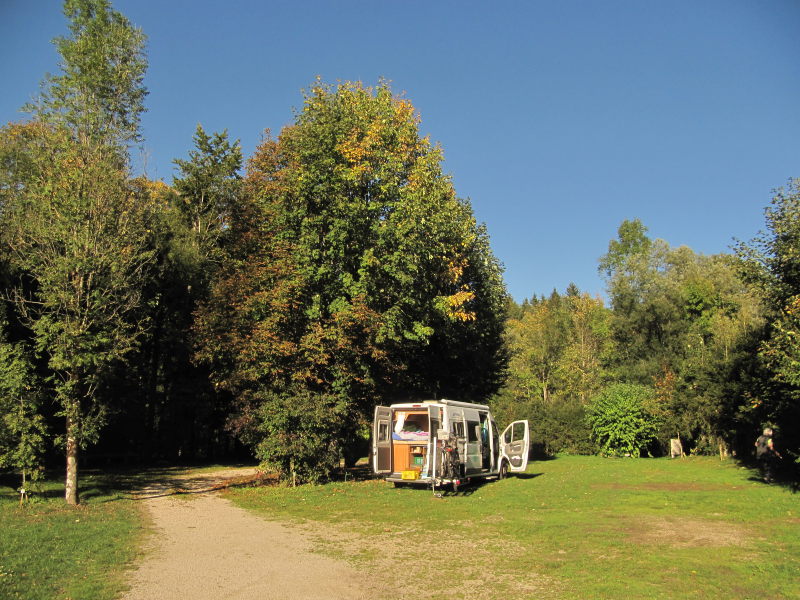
755;427;781;482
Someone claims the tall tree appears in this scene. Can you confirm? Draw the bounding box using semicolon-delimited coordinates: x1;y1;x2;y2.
559;292;613;404
120;126;243;460
505;292;570;405
736;179;800;457
173;125;242;270
601;220;764;453
0;0;154;504
196;81;507;482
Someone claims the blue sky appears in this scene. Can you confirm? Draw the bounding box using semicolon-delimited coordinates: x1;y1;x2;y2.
2;1;798;302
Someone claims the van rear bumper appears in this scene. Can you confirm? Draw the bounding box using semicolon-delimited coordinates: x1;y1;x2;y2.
384;474;471;486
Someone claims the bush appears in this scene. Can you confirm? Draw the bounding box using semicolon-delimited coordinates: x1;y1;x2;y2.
531;398;596;455
492;391;596;455
586;384;660;457
254;387;357;484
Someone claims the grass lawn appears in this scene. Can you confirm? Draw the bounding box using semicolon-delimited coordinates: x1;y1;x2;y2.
228;455;800;600
0;472;146;600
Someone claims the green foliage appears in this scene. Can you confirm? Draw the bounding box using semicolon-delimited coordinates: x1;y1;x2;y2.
0;332;46;486
493;392;595;455
495;288;610;454
597;218;652;278
600;220;765;453
736;179;800;456
173;124;242;269
196;80;507;482
101;126;246;461
0;0;155;503
253;387;352;483
0;121;157;441
1;0;791;491
586;383;660;457
32;0;148;150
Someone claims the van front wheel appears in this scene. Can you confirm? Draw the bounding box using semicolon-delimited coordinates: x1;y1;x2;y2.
499;460;509;480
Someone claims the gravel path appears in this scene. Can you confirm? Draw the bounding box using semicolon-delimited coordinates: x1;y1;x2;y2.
122;468;372;600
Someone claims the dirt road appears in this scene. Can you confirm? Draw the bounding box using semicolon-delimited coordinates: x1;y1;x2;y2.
122;468;372;600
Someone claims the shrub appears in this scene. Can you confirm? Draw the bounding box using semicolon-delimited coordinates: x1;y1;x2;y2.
586;384;660;457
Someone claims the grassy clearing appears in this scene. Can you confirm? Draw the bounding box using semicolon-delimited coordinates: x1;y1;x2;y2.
228;455;799;600
0;472;146;600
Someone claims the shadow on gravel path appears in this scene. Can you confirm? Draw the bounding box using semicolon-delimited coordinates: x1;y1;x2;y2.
122;466;376;600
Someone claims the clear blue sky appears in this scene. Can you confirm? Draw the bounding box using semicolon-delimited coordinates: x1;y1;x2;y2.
2;1;798;302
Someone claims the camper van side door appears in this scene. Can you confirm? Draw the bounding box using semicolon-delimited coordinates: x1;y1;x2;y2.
373;406;392;474
500;420;530;472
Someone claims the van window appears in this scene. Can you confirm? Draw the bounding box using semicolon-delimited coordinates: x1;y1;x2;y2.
378;421;389;442
451;421;465;438
467;421;480;442
394;412;428;433
393;411;429;440
504;422;526;443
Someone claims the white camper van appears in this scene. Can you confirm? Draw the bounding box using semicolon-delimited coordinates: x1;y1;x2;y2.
372;399;530;490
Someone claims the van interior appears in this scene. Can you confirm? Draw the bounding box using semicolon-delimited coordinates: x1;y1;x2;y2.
391;411;429;473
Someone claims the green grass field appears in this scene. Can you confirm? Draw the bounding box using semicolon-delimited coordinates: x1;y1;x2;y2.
1;457;797;599
0;473;145;600
228;455;800;600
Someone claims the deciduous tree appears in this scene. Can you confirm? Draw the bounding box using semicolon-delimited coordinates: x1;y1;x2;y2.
736;179;800;457
196;81;507;481
0;0;154;504
601;220;764;454
496;288;610;454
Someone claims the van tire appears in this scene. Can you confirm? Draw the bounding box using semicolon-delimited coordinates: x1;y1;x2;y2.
499;460;509;480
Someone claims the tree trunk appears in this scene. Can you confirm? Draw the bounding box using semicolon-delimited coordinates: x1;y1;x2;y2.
65;416;79;505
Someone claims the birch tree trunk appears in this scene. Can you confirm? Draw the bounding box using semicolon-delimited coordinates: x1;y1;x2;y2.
65;416;79;505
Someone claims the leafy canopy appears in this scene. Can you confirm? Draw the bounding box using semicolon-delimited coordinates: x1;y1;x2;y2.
196;80;507;482
31;0;148;150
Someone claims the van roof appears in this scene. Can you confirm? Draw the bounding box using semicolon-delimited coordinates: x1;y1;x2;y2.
389;398;491;411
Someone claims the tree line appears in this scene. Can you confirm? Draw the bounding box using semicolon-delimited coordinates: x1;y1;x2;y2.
0;0;506;501
1;1;797;504
496;211;799;465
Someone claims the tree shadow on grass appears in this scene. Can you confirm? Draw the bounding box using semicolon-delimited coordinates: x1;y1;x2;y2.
76;464;265;503
0;471;70;501
334;464;374;482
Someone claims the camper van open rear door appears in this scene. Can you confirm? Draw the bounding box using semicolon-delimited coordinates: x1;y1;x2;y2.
373;406;392;474
500;420;530;472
